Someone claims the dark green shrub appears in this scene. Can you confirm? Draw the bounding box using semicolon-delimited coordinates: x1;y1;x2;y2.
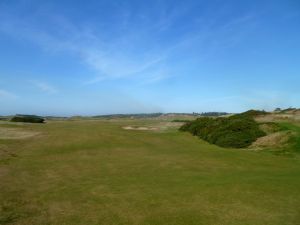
239;110;268;117
10;115;44;123
180;113;265;148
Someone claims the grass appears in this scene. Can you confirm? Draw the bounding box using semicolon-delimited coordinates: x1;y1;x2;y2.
0;119;300;225
277;122;300;152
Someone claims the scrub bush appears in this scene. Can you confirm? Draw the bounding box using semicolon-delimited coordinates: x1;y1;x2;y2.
10;115;44;123
180;113;265;148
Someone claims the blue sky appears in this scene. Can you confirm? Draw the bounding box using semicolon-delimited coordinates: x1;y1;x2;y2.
0;0;299;116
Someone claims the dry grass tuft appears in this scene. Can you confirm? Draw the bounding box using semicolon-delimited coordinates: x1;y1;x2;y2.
250;131;292;149
259;123;281;134
255;112;300;123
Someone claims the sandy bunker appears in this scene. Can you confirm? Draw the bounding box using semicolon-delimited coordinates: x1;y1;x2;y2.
122;126;158;131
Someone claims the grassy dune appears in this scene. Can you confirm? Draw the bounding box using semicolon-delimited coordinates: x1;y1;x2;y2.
1;119;300;225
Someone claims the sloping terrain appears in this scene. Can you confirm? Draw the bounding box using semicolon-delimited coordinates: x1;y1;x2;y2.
252;110;300;152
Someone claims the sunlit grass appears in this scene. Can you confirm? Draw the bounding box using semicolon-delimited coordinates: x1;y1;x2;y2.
1;120;300;225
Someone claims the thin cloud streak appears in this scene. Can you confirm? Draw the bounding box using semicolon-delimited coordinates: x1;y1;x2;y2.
0;2;258;85
0;89;18;100
0;7;170;83
31;81;58;94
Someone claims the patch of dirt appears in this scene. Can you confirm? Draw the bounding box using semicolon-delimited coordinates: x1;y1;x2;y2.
250;131;292;149
0;127;39;139
122;126;158;131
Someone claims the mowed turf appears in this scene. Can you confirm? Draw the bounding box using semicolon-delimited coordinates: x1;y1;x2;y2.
0;120;300;225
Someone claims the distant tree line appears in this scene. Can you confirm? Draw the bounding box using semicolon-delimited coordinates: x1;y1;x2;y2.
92;113;163;119
199;112;229;117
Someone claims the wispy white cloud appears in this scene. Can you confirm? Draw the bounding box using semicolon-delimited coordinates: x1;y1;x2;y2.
0;10;168;83
0;89;18;99
83;50;167;83
0;2;257;85
31;81;58;94
138;68;171;85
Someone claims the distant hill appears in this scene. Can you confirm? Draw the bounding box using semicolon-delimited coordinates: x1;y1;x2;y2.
240;110;269;117
92;113;164;119
279;108;300;114
92;112;230;119
199;112;229;117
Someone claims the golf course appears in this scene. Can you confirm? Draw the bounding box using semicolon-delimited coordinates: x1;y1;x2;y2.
1;112;300;225
1;0;299;224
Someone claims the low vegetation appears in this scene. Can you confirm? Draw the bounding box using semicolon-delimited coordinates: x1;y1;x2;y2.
172;119;191;122
10;115;44;123
251;130;292;149
239;109;269;117
180;112;266;148
259;122;282;134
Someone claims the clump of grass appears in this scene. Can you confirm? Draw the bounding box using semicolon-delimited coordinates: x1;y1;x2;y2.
259;122;282;134
251;130;292;149
180;113;266;148
277;122;300;152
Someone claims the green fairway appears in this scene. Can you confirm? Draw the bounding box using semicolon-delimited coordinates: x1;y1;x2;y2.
1;119;300;225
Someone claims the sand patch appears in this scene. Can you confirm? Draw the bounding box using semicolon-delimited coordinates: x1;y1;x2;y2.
122;126;158;131
0;127;39;139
